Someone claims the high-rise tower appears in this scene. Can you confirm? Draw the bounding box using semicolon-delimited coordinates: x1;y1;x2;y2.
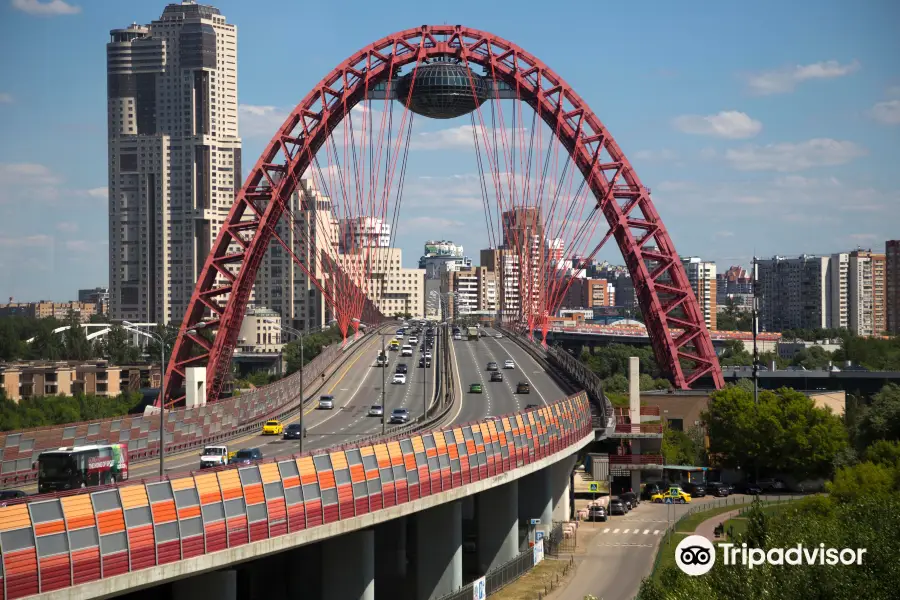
107;1;241;324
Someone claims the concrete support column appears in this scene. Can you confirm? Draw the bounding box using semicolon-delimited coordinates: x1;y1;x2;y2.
631;439;642;494
323;529;375;600
476;480;519;573
519;468;553;548
412;500;463;600
172;569;237;600
375;518;407;600
551;454;577;523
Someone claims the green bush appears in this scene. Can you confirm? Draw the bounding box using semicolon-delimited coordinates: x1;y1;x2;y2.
0;390;145;431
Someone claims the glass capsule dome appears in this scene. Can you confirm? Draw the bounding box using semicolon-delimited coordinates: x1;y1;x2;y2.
396;59;491;120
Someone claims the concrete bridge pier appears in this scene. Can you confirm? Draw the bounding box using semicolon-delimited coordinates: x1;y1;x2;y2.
411;500;463;600
552;453;577;523
476;479;519;573
322;529;375;600
375;517;408;600
172;569;237;600
519;468;553;542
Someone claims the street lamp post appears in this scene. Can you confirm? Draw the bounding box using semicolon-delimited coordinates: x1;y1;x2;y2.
381;331;387;435
122;320;193;478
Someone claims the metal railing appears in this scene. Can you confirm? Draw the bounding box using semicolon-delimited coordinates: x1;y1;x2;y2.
544;520;578;556
436;549;538;600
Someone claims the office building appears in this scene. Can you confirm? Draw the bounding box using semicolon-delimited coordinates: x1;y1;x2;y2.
339;248;424;317
756;255;831;331
887;241;900;334
419;240;471;279
107;1;242;325
338;217;390;253
681;257;717;330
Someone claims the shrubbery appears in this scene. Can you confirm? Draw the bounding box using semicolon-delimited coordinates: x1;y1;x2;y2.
0;391;145;431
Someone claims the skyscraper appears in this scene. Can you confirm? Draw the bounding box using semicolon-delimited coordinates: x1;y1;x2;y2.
756;255;832;332
106;2;241;324
681;257;717;330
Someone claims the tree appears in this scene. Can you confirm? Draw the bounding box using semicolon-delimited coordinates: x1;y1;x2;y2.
62;311;93;360
833;335;900;371
703;385;848;479
716;297;752;332
827;461;898;504
743;496;769;548
791;345;834;370
855;383;900;448
719;340;752;366
662;425;706;466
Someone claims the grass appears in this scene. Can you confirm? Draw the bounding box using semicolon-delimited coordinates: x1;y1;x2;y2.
488;558;575;600
653;532;690;582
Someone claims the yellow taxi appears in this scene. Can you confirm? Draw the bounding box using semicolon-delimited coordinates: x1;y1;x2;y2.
651;486;692;504
262;420;284;435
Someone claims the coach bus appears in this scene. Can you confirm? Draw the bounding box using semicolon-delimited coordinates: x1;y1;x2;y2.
37;443;129;494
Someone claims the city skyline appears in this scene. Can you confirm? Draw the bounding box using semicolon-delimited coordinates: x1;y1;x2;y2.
0;0;898;302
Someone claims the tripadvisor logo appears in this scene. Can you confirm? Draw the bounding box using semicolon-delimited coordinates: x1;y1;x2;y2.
675;535;867;576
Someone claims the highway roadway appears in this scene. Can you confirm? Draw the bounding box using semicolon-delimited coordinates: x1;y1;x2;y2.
451;327;568;425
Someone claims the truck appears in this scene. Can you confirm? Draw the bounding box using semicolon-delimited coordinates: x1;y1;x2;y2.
37;443;129;493
467;326;479;341
199;445;229;469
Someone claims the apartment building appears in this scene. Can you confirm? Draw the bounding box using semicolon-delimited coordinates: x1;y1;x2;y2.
235;306;283;353
419;240;471;280
888;241;900;334
335;248;424;318
107;2;242;325
851;249;886;335
255;180;339;332
0;301;99;322
480;247;521;320
681;257;717;330
559;278;615;310
443;266;498;318
756;255;831;331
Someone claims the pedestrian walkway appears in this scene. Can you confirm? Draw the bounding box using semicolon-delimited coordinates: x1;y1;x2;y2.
694;508;744;541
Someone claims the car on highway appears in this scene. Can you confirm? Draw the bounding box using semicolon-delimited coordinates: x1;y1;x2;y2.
490;372;504;382
283;424;304;440
503;359;515;369
0;489;28;506
376;354;387;366
389;340;400;351
318;395;335;409
453;333;462;340
494;333;503;338
368;405;384;417
609;499;627;516
469;382;483;393
424;351;433;359
392;373;407;384
588;504;607;522
396;363;408;374
390;408;410;424
620;491;640;508
516;382;531;394
419;356;432;368
486;361;499;371
401;345;413;357
199;445;229;469
231;448;263;466
651;486;692;504
262;420;284;435
524;403;540;409
409;336;419;344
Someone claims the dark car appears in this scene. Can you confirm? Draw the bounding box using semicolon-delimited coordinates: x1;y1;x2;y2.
739;481;763;495
486;362;499;371
516;382;531;394
0;490;27;507
524;404;540;410
682;482;707;498
283;424;304;440
706;482;731;497
396;363;408;374
490;371;504;382
588;504;607;522
390;408;410;424
419;356;432;367
609;499;627;516
231;448;263;465
620;491;640;508
641;482;668;500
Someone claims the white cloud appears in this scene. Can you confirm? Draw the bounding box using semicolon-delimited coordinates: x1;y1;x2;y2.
744;60;860;95
672;111;762;139
63;240;94;253
633;149;678;161
0;93;12;104
238;104;289;138
0;162;62;203
870;100;900;125
402;216;465;229
83;186;108;200
55;221;78;233
714;231;735;238
724;138;867;172
0;234;52;248
847;233;878;243
409;125;526;151
11;0;81;16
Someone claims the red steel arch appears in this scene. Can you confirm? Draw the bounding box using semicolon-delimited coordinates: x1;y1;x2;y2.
163;25;724;407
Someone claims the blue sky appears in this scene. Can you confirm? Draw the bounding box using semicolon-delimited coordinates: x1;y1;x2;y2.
0;0;897;301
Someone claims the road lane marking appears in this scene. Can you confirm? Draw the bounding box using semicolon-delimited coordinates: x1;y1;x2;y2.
653;530;660;535
603;528;610;533
643;529;650;534
622;529;630;534
613;528;620;533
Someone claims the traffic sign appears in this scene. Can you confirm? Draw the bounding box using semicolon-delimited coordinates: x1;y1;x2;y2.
588;482;601;493
529;518;541;525
536;530;545;542
664;498;673;504
472;577;486;600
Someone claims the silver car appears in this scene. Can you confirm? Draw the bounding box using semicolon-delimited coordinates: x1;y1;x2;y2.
503;359;515;369
368;405;384;417
318;395;335;409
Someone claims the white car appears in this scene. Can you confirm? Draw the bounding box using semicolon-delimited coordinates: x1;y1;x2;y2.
368;405;384;417
392;373;407;384
199;445;229;469
424;351;433;359
409;336;419;344
318;395;335;409
504;359;515;369
495;333;503;339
